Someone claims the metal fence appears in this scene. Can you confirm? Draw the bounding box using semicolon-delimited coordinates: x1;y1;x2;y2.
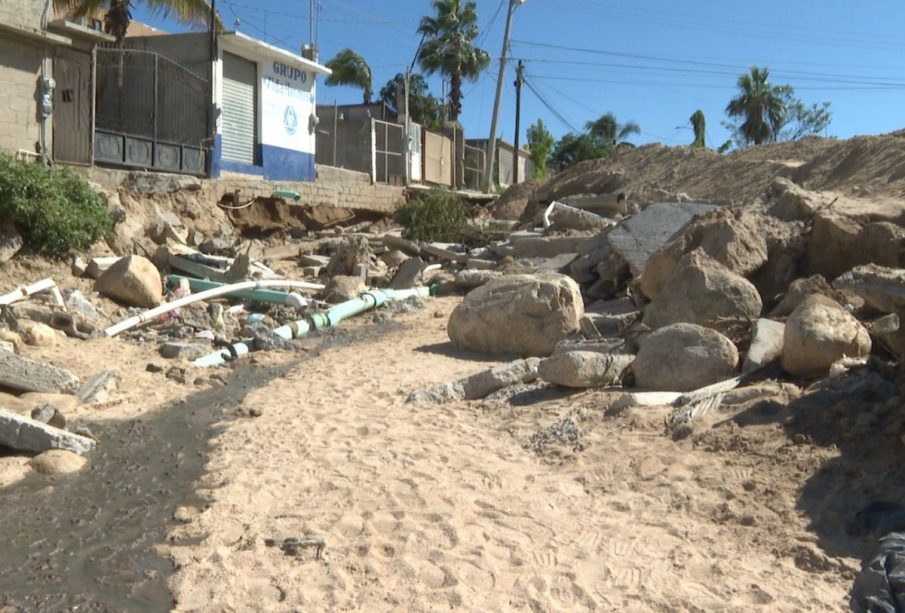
94;48;208;175
371;119;404;185
463;143;485;192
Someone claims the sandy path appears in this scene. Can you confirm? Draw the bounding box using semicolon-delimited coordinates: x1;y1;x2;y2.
164;298;857;612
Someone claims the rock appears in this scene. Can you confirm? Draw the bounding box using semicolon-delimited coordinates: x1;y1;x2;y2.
66;290;99;320
766;177;827;221
743;319;786;373
640;208;768;300
0;409;95;455
95;255;163;308
808;212;905;279
0;340;14;353
408;358;541;403
29;450;88;475
870;314;905;360
382;233;421;257
388;257;425;290
509;232;590;259
0;220;23;263
538;351;633;388
0;351;79;394
833;264;905;314
31;404;67;429
632;323;739;392
606;201;718;278
380;249;409;268
781;295;871;378
77;370;120;404
772;275;846;317
326;236;371;277
552;337;629;356
160;342;208;360
454;269;502;291
0;330;22;351
546;203;613;232
580;311;640;337
569;230;614;283
447;273;584;357
642;252;763;332
323;275;366;303
24;323;58;347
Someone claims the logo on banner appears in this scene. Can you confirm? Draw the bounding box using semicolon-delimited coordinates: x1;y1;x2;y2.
283;105;298;136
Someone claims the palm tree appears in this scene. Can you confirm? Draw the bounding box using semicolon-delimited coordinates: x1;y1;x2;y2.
53;0;217;45
725;67;787;146
324;49;373;104
416;0;490;122
585;112;640;147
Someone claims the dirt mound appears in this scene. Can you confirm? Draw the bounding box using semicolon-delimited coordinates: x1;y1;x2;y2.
493;133;905;214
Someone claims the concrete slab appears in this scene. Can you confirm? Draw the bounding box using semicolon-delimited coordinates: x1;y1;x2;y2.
0;351;79;394
606;201;718;276
0;409;95;455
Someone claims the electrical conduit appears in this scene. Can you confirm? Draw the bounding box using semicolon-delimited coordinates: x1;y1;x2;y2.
192;286;432;368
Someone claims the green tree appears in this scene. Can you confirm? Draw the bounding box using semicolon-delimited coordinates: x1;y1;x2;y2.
324;49;373;104
778;98;832;141
378;73;444;130
526;119;554;179
416;0;490;122
53;0;218;45
585;112;640;147
690;110;706;148
552;112;640;169
725;67;788;146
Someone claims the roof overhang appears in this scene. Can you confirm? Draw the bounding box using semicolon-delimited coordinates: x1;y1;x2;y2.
0;22;72;46
48;19;115;43
220;31;331;75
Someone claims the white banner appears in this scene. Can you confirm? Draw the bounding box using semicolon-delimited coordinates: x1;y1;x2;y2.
260;60;315;153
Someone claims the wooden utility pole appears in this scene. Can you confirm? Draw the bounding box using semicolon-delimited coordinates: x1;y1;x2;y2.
483;0;525;193
513;59;524;185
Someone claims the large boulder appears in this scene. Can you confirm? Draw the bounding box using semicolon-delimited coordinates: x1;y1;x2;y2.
641;208;768;300
447;273;583;357
781;294;871;378
323;275;366;303
771;275;847;317
808;215;905;279
95;255;162;308
538;351;633;388
642;251;763;332
632;323;739;392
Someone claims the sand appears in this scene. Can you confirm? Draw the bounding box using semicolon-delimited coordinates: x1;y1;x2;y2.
151;298;858;612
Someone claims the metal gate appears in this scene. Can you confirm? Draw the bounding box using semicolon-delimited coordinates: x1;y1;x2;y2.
221;52;257;165
463;143;485;192
53;48;92;165
423;129;452;187
409;123;423;183
94;47;208;174
371;119;404;184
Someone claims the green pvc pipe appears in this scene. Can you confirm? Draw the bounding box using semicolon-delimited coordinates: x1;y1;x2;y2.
167;275;306;307
272;190;301;202
193;286;431;368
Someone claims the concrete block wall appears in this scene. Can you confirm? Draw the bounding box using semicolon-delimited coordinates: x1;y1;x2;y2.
0;37;43;155
0;0;46;31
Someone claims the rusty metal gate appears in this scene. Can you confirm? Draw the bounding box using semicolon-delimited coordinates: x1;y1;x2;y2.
371;119;404;185
94;48;208;175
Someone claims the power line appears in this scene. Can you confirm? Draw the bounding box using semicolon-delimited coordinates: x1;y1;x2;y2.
521;73;580;132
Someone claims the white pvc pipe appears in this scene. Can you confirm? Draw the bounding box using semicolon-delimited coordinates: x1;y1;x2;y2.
0;278;65;309
104;279;325;337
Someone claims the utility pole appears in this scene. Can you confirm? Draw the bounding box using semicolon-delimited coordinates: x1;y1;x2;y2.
483;0;525;193
513;59;524;185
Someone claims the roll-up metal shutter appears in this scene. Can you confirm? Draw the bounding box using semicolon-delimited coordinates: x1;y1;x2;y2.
221;52;257;165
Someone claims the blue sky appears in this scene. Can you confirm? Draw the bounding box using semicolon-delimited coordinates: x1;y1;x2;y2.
134;0;905;150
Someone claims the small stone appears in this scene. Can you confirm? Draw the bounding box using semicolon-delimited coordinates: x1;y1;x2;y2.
165;367;187;384
249;407;263;417
0;330;22;351
160;342;208;361
31;404;66;429
24;323;59;348
28;450;88;475
146;363;164;373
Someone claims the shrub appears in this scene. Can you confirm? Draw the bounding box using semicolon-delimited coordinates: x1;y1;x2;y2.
395;188;469;243
0;155;112;258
